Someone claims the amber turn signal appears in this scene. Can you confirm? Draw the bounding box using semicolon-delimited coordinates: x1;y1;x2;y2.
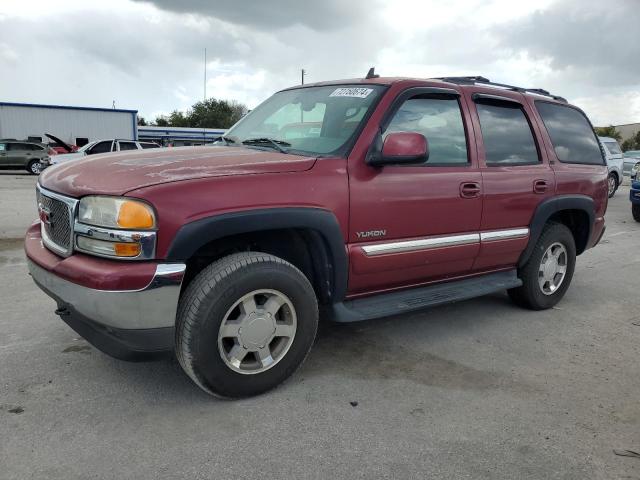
117;201;155;229
113;242;142;257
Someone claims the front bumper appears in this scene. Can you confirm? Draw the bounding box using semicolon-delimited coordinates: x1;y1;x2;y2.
26;224;186;360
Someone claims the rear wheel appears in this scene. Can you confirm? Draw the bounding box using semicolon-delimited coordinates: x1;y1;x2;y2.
607;173;618;198
508;222;576;310
27;160;42;175
633;204;640;222
175;252;318;398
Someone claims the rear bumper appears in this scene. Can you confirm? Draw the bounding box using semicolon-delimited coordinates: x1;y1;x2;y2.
26;223;186;360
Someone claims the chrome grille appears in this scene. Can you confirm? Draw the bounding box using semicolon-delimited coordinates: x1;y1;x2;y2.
36;186;77;257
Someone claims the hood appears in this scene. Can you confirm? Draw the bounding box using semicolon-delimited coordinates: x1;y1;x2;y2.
51;151;86;164
39;145;317;197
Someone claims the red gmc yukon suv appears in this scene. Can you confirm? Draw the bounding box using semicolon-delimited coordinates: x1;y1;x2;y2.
26;74;608;398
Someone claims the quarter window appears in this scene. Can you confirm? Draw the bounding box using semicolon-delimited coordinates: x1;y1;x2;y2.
118;141;138;151
476;101;539;166
535;102;604;165
384;96;468;165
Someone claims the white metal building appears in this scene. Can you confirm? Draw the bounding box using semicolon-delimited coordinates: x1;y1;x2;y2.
0;102;137;147
137;126;226;146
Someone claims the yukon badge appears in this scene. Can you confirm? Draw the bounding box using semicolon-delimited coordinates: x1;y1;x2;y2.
356;229;387;239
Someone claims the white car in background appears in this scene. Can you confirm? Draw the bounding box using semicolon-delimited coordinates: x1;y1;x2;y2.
51;139;160;164
598;136;624;198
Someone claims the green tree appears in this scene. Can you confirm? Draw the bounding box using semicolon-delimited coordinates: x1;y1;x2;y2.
621;131;640;151
154;115;169;127
137;116;147;126
187;98;248;129
594;125;622;142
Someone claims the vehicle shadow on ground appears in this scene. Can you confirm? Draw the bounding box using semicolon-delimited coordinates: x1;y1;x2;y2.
80;291;533;402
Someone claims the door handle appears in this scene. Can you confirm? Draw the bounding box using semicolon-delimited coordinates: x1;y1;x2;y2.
460;182;481;198
533;179;549;194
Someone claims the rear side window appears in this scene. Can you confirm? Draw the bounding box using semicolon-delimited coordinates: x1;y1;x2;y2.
140;143;159;149
384;96;468;165
118;141;138;151
535;102;604;165
476;101;539;166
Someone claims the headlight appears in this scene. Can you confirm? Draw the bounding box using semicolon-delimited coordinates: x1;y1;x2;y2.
78;196;155;230
75;196;156;260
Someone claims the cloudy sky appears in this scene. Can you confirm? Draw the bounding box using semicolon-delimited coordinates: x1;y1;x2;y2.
1;0;638;126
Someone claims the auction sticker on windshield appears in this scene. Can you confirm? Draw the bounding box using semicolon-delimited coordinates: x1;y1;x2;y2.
329;87;374;98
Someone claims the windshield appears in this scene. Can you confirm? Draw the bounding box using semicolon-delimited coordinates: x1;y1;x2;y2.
224;84;386;156
603;141;622;155
77;141;97;153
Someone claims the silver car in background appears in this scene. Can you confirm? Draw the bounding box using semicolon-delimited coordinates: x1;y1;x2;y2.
624;150;640;176
599;136;624;198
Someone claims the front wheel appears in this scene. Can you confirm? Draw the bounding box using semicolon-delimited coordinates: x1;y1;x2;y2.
633;204;640;222
508;222;576;310
607;173;618;198
175;252;318;398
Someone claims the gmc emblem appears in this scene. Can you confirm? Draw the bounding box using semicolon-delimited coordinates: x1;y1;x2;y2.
38;203;53;227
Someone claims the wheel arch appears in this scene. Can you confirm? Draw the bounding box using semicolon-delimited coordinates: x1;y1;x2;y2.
166;208;348;303
519;195;595;267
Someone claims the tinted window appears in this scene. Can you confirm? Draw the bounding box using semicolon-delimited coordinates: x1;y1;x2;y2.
535;102;603;165
476;101;539;166
118;142;138;151
8;143;31;151
89;141;113;154
140;143;159;149
28;136;42;143
76;137;89;147
384;97;468;165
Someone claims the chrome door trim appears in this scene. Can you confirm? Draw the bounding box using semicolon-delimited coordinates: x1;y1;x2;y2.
360;227;530;257
480;228;529;242
362;233;480;256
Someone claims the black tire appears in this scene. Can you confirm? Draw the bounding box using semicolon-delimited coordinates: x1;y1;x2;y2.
633;204;640;223
27;160;42;175
508;222;576;310
607;173;618;198
175;252;318;398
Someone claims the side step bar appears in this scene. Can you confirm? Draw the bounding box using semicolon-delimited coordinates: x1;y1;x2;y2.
329;270;522;323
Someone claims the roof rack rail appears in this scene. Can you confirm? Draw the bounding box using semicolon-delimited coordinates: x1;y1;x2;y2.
434;76;567;103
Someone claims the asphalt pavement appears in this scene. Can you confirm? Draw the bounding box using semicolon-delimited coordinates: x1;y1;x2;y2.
1;170;638;479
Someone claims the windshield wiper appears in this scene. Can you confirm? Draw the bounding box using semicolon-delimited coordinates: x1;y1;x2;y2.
241;137;291;154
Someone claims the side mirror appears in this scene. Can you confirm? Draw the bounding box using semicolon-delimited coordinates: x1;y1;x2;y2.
367;132;428;167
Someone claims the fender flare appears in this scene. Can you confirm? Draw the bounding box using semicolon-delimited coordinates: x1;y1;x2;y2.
166;207;348;301
519;195;595;267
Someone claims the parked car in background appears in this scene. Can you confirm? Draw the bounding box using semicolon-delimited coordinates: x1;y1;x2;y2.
631;179;640;222
44;133;78;155
51;139;161;164
0;140;51;174
599;136;624;197
623;150;640;176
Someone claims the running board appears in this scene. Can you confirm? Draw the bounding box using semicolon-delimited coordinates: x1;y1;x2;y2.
329;270;522;323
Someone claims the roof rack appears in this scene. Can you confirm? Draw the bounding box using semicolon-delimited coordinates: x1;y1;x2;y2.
434;76;567;103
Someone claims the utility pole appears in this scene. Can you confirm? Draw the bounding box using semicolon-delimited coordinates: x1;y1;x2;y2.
300;69;306;123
